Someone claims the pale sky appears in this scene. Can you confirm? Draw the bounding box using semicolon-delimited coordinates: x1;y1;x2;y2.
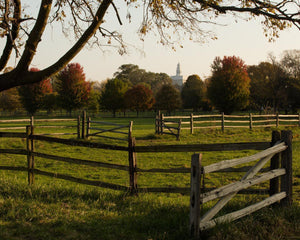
2;2;300;82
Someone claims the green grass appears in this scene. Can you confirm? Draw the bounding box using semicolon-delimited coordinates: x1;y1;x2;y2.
0;117;299;239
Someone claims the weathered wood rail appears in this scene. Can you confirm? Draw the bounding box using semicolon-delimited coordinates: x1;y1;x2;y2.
0;116;80;137
155;114;181;140
190;130;293;238
0;126;288;198
156;112;300;135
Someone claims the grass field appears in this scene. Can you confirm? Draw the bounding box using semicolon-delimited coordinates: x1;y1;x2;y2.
0;117;299;239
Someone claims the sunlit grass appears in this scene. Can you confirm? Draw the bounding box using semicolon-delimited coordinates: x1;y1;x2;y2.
0;117;299;239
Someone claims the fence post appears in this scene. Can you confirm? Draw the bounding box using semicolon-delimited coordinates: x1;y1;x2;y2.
77;115;81;138
298;113;300;127
86;117;91;138
81;110;86;139
270;131;280;196
161;113;164;135
26;125;34;185
190;153;202;239
249;113;252;130
221;112;225;132
190;113;194;134
30;116;34;127
128;137;137;195
280;130;293;206
177;119;182;141
276;113;279;128
155;114;158;134
129;121;133;140
157;110;161;134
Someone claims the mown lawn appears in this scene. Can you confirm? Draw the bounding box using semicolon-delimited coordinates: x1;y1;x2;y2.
0;117;299;239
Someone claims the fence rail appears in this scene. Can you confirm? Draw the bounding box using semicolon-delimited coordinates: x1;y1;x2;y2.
189;130;293;238
0;126;279;195
0;116;80;136
156;112;300;137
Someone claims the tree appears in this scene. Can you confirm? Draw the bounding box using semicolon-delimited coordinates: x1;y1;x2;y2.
100;78;129;117
18;68;52;115
207;56;250;114
248;61;290;112
56;63;91;114
0;1;299;92
155;84;181;114
0;87;21;111
124;85;155;116
113;64;172;95
181;74;205;111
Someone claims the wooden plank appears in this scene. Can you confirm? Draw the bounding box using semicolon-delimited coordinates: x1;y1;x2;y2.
30;134;128;151
36;126;75;128
193;120;221;124
134;141;270;153
32;151;129;171
34;119;76;122
0;149;28;155
89;121;128;127
138;187;190;193
88;134;128;141
253;119;276;123
89;126;128;134
280;130;293;206
0;132;27;138
278;115;298;118
190;154;202;238
270;131;280;196
252;124;276;127
224;115;249;118
224;120;249;123
278;119;298;122
203;142;286;174
162;116;190;119
128;137;138;194
0;127;26;130
200;192;286;231
0;166;28;171
193;114;221;118
0;119;29;123
33;168;128;191
201;169;286;203
136;167;190;173
252;114;276;118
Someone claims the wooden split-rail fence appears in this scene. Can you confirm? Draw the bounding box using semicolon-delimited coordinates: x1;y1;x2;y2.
190;130;293;238
0;116;80;137
0;127;292;197
156;112;300;138
84;117;132;142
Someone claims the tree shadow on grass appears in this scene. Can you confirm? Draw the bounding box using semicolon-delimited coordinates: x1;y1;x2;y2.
0;182;190;240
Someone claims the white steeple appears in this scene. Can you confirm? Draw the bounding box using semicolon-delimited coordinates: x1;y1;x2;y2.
176;63;181;76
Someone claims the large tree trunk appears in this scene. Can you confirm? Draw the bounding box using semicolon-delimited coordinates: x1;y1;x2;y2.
0;0;112;92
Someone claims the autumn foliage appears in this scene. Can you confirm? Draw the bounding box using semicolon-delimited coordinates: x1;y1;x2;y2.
207;56;250;114
56;63;91;113
124;85;155;116
18;68;52;115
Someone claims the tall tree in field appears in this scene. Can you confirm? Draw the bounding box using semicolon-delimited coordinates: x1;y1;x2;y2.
207;56;250;114
100;78;129;117
0;1;299;92
155;84;181;114
124;85;155;116
56;63;91;114
18;68;52;115
181;74;205;111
